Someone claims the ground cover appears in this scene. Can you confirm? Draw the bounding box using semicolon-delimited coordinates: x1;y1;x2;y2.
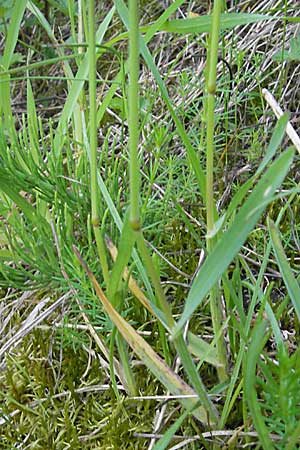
0;1;300;448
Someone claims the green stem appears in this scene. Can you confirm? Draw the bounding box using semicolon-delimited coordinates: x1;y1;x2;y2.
128;0;141;230
205;0;228;382
88;0;109;284
136;231;219;426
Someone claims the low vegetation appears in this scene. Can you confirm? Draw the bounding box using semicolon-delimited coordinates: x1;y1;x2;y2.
0;0;300;448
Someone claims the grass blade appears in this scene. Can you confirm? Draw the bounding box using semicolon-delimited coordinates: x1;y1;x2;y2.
115;0;206;198
244;320;275;449
160;13;270;34
0;0;27;136
173;148;294;336
73;246;209;424
53;7;115;154
268;218;300;322
256;113;289;176
152;409;191;450
107;212;136;306
1;1;27;69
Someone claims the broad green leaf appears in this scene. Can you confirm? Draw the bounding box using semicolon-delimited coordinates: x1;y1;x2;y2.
173;148;294;336
73;246;210;424
160;13;270;34
268;218;300;322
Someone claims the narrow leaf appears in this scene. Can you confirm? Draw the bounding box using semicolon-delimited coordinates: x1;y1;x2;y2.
107;211;136;306
160;13;270;34
1;0;27;69
173;148;294;336
27;79;40;165
53;7;115;154
268;218;300;322
244;320;275;449
187;332;222;368
115;0;206;198
73;246;209;424
153;409;190;450
256;113;289;176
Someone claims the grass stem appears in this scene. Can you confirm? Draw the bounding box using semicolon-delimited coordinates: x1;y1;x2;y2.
128;0;141;230
88;0;109;284
205;0;228;382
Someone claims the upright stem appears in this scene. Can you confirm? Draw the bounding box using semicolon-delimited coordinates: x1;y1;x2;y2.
128;0;141;231
88;0;109;284
206;0;228;382
136;231;219;425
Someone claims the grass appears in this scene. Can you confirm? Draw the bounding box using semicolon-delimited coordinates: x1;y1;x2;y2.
0;0;300;448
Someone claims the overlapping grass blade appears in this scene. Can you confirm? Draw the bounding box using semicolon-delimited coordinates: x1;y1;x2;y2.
173;148;294;336
54;7;115;154
115;0;206;198
244;320;275;450
212;113;290;238
106;235;222;368
268;218;300;322
256;113;289;176
1;1;27;69
73;246;210;424
107;212;136;306
152;409;191;450
0;0;27;136
160;13;270;34
26;79;40;165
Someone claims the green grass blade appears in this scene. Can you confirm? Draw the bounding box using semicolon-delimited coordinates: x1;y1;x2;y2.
144;0;185;42
152;409;191;450
0;174;43;225
256;113;289;176
160;13;270;34
0;0;26;136
215;113;290;235
187;332;222;368
53;7;115;154
115;0;206;198
73;246;209;424
107;211;136;306
173;148;294;336
1;0;27;69
26;79;40;165
27;1;75;82
244;320;275;450
268;218;300;322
